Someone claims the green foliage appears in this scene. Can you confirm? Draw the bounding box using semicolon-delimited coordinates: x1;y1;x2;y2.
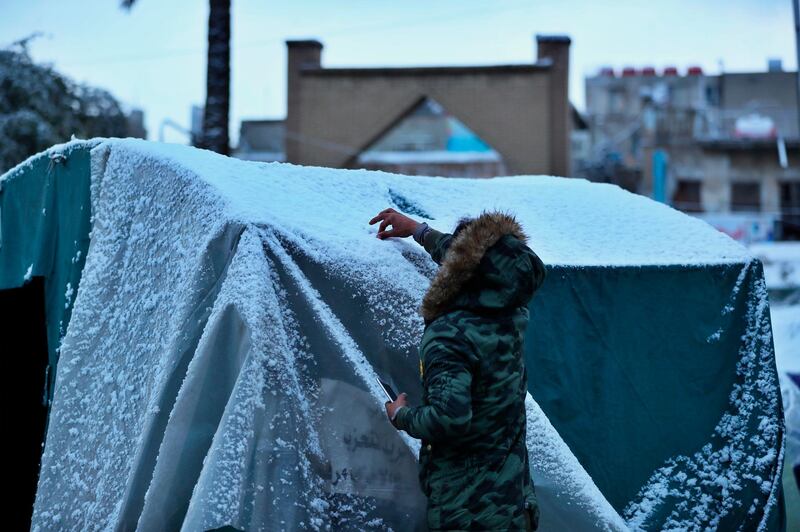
0;48;128;173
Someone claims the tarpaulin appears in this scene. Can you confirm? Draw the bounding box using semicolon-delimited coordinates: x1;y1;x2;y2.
1;139;782;530
526;263;785;529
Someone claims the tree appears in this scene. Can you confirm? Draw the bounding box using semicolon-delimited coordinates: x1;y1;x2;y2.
122;0;231;155
0;46;128;173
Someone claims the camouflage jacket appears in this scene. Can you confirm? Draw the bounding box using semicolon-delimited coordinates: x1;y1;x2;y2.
393;212;546;531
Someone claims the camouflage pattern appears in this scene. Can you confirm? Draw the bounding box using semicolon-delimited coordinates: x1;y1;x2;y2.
393;222;547;531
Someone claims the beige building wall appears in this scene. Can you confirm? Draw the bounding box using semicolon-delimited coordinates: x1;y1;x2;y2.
285;37;571;176
694;146;800;213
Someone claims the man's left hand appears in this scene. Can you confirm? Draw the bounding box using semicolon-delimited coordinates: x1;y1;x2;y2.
385;392;408;428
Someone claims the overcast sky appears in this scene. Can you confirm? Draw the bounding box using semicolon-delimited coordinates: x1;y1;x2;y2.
2;0;796;144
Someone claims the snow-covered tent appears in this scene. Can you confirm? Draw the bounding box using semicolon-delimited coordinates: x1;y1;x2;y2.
0;139;785;531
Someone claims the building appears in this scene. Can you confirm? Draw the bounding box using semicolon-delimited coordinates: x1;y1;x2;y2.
584;61;800;240
125;109;147;139
353;96;507;178
282;36;572;177
233;119;285;162
235;92;587;180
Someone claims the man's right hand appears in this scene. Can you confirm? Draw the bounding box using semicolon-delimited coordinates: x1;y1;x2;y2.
385;392;408;429
368;208;419;240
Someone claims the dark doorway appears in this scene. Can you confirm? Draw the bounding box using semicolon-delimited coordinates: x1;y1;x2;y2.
780;181;800;240
0;277;50;530
731;182;761;212
672;180;702;212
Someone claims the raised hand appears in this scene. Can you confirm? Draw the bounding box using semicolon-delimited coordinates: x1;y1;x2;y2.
368;207;420;240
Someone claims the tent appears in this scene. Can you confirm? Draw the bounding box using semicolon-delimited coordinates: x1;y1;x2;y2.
0;139;785;531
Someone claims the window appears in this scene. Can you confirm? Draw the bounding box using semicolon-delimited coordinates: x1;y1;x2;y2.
705;85;719;107
672;180;702;212
780;182;800;239
608;87;625;115
731;183;761;212
781;182;800;212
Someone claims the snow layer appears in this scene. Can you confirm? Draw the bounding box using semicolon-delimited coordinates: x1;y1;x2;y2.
0;138;101;187
101;138;748;268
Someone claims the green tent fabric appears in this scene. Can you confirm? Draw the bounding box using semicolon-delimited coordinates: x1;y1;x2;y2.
2;139;785;531
0;141;94;412
526;263;785;529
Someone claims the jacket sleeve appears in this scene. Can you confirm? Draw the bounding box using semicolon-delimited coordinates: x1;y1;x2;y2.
422;229;453;266
393;333;474;441
527;247;547;292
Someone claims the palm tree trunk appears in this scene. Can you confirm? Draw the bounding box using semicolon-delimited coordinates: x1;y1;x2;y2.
200;0;230;155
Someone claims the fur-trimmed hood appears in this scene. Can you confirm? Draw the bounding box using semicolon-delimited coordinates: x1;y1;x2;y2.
420;211;546;323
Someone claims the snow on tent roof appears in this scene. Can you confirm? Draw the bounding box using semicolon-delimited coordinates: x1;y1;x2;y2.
108;139;749;268
4;139;780;531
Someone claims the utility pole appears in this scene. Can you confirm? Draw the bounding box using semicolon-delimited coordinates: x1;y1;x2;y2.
200;0;231;155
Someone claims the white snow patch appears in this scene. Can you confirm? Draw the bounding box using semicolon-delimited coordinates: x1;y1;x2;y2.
0;138;102;184
64;282;73;309
100;139;749;268
772;304;800;379
749;242;800;290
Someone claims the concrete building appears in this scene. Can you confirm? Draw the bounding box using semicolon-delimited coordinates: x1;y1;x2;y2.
125;109;147;140
354;96;507;178
584;61;800;240
283;36;572;177
234;119;285;162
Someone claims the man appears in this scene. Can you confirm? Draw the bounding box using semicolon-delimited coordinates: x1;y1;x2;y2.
368;207;547;531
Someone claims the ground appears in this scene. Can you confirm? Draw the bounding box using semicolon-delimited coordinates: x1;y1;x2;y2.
750;241;800;529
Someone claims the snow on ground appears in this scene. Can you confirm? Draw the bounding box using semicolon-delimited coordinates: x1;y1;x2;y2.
749;241;800;530
750;242;800;291
772;301;800;530
772;304;800;379
748;241;800;385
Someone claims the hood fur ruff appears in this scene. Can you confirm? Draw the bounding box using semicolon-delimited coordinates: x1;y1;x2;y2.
420;211;529;322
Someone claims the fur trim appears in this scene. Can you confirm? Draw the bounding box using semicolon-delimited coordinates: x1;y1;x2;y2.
420;211;528;322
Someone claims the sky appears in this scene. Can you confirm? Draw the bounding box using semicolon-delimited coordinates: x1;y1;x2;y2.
1;0;796;145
